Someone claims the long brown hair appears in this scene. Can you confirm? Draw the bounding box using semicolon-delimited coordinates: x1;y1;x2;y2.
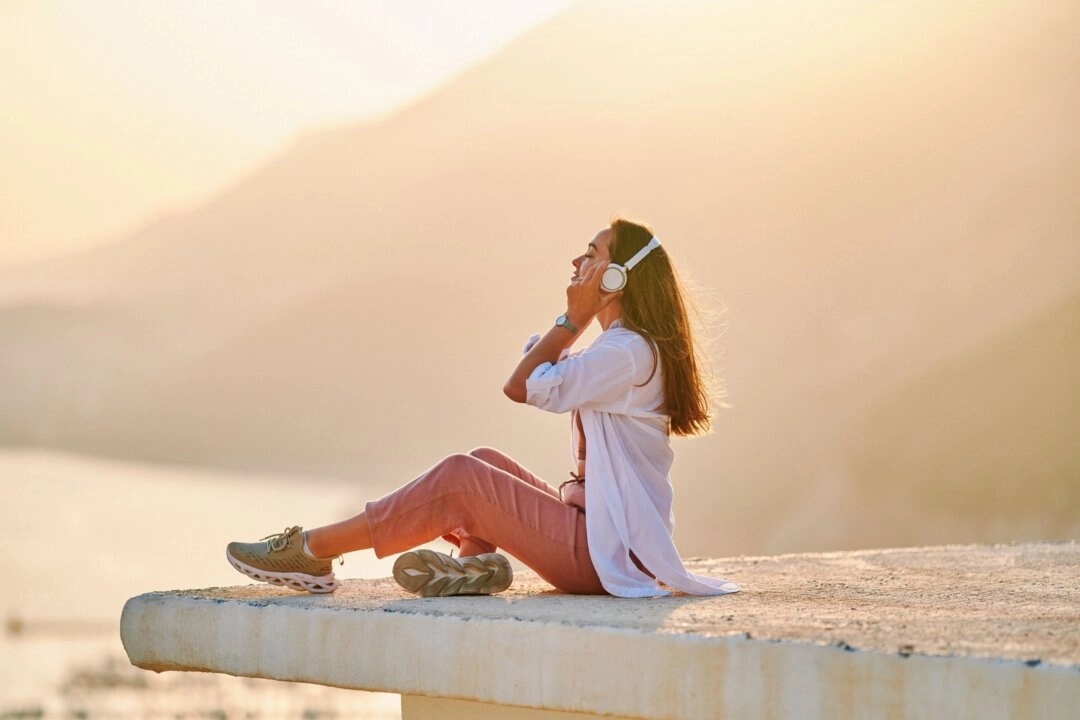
609;216;714;436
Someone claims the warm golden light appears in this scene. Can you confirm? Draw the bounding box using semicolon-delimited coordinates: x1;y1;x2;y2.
0;1;575;266
2;1;1078;715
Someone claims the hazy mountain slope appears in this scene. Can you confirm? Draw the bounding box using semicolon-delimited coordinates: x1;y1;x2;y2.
1;0;1078;555
840;291;1078;548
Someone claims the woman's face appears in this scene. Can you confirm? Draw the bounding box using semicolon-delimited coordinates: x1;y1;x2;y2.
571;228;613;281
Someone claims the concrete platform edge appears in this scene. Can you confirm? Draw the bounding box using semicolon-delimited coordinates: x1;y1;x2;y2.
121;591;1078;719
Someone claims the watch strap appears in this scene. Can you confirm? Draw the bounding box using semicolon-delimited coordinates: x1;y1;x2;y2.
555;313;579;334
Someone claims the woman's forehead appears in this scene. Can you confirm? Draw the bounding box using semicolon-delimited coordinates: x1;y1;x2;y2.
590;228;613;250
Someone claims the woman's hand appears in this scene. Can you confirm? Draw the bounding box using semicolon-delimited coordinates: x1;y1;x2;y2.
561;480;586;511
566;260;623;327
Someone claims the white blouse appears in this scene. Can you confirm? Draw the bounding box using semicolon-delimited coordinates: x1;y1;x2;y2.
524;320;740;598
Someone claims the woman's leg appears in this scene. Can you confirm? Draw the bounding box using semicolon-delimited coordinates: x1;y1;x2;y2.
466;446;560;499
448;447;561;555
305;511;372;557
312;451;604;594
306;447;556;558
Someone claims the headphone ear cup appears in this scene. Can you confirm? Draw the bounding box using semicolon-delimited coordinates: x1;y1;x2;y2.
601;264;627;292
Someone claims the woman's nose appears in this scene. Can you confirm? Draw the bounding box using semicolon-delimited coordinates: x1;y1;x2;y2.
572;256;583;268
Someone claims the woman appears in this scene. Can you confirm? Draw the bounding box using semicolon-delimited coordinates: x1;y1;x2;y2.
226;217;739;598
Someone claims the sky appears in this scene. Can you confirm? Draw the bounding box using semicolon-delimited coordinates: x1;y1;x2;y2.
0;0;577;267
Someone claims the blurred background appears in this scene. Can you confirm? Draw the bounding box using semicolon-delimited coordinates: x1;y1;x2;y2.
2;0;1078;717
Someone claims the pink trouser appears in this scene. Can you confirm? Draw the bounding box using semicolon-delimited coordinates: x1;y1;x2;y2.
365;447;606;595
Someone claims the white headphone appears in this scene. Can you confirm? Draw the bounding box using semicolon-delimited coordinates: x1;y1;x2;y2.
601;236;661;292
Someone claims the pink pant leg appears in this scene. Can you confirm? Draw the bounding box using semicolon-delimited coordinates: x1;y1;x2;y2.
442;447;564;555
365;452;605;595
467;446;560;498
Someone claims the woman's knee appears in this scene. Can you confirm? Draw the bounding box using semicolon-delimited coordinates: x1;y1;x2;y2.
468;444;509;472
431;453;495;494
427;451;515;508
467;446;505;466
437;452;482;476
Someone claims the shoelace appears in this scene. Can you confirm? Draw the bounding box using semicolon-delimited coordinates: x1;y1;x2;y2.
261;527;299;552
260;527;344;566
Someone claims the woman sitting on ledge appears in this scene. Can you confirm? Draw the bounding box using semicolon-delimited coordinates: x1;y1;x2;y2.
226;216;739;598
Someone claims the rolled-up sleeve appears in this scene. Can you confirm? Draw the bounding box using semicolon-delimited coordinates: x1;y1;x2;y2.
525;341;637;414
523;333;572;361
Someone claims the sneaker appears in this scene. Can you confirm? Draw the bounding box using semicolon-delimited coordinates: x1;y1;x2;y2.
226;526;340;594
392;549;512;597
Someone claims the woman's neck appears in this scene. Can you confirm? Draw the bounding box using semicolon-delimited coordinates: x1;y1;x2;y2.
597;303;622;330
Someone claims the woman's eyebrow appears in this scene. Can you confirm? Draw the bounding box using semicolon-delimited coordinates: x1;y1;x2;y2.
587;242;598;251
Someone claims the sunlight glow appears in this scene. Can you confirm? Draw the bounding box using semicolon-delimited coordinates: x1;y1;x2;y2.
0;0;576;266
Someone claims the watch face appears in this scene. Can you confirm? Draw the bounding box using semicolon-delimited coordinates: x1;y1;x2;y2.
556;315;567;326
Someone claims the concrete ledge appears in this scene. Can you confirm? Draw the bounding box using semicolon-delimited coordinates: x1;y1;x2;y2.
121;543;1080;719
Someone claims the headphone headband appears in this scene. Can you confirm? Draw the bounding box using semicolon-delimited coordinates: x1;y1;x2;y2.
622;236;661;271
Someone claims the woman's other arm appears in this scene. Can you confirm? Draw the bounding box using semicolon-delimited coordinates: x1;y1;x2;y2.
503;318;585;403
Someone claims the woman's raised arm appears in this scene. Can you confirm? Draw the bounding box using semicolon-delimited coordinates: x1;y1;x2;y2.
503;260;621;403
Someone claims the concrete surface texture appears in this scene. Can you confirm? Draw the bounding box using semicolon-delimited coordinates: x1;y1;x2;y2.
122;543;1079;719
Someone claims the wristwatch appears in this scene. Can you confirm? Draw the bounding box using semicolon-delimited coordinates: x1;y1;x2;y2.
555;313;579;334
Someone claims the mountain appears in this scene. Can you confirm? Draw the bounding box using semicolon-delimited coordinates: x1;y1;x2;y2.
2;0;1078;555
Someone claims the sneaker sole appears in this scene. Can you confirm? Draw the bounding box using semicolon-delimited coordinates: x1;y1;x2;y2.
226;549;339;594
393;549;512;597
